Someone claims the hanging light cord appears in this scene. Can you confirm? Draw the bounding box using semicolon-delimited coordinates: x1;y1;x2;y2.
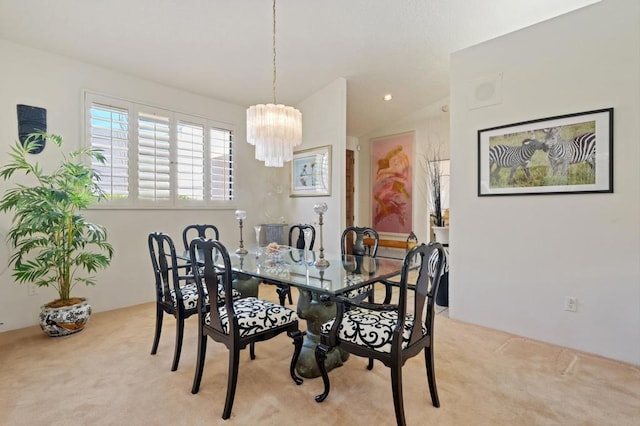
272;0;277;105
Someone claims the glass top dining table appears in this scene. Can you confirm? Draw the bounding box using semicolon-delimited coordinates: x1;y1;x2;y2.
188;245;406;296
181;244;408;378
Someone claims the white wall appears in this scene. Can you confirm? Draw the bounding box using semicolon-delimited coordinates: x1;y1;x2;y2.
450;0;640;364
286;78;347;255
0;40;281;331
357;97;451;244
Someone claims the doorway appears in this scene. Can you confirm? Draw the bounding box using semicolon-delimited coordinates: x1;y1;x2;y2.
345;149;355;253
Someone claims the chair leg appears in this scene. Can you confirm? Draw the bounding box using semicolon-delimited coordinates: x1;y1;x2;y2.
365;289;375;370
250;342;256;360
424;345;440;407
288;330;304;385
151;304;164;355
171;315;184;371
367;358;374;370
222;347;241;420
191;330;208;394
314;343;331;402
287;286;293;305
277;286;287;306
391;361;406;426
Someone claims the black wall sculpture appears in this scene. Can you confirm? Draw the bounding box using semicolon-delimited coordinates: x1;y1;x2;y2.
17;104;47;154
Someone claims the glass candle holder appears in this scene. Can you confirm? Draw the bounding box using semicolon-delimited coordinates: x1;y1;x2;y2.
313;203;329;267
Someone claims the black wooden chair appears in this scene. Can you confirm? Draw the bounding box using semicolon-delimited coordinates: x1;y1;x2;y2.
189;237;304;420
148;232;199;371
182;223;259;299
314;242;447;426
182;224;220;253
289;223;316;251
182;224;220;277
272;224;316;305
340;226;394;304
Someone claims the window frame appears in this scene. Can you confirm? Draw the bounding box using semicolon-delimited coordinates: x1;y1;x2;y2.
83;91;236;210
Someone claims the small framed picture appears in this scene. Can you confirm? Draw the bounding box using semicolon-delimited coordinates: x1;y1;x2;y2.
290;145;331;197
478;108;613;196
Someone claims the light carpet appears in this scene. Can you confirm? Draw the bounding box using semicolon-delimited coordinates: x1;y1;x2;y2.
1;287;639;426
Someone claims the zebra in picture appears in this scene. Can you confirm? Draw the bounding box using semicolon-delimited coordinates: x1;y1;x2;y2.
543;127;596;176
489;138;548;184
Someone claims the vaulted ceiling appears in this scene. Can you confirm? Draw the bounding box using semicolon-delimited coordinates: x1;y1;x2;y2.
0;0;598;137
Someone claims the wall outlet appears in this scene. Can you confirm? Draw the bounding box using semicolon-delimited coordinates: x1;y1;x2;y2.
564;296;578;312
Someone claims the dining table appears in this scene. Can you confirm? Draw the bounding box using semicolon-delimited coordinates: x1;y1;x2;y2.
186;245;406;378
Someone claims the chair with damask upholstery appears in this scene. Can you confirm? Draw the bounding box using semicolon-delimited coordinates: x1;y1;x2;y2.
148;232;201;371
182;223;260;299
189;237;304;420
314;242;447;426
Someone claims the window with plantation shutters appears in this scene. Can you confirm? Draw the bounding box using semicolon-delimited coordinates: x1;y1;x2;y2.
88;103;129;199
85;92;235;207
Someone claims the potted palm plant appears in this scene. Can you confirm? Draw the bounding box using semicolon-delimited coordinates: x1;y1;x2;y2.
0;133;113;337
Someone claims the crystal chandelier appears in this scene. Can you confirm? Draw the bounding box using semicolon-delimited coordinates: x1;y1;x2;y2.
246;0;302;167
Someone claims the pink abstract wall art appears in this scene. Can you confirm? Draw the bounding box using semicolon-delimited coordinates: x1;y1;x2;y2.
371;132;413;234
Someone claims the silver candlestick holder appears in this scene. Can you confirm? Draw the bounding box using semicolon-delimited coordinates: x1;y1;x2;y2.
235;210;248;255
313;202;329;268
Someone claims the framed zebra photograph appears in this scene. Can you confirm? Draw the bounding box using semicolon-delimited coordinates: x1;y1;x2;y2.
477;108;613;196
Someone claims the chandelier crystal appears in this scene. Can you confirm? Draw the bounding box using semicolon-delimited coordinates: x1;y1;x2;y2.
247;0;302;168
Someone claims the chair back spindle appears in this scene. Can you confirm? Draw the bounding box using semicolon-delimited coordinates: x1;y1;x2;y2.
288;224;316;250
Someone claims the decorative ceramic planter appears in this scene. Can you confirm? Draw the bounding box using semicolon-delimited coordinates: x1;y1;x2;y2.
39;299;91;337
432;226;450;245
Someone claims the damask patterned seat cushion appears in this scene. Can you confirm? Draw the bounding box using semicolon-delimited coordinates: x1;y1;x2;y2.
341;283;373;299
205;297;298;337
320;307;427;354
171;283;241;309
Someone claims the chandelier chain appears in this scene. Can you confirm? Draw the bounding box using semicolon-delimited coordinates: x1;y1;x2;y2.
272;0;277;104
246;0;302;168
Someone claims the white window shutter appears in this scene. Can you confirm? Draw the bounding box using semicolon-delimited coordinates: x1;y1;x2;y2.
210;127;234;200
89;103;130;198
176;121;205;201
138;111;171;200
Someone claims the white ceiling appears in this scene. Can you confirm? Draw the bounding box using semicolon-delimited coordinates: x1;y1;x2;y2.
0;0;598;137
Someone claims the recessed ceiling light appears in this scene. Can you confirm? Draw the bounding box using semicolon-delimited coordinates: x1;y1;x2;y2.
383;94;393;101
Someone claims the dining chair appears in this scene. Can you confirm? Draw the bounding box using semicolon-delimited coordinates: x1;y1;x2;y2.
314;242;447;426
289;223;316;251
340;226;393;305
428;246;449;306
182;224;220;253
182;224;221;278
182;223;260;299
340;226;393;370
189;237;304;420
148;232;200;371
272;224;316;305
